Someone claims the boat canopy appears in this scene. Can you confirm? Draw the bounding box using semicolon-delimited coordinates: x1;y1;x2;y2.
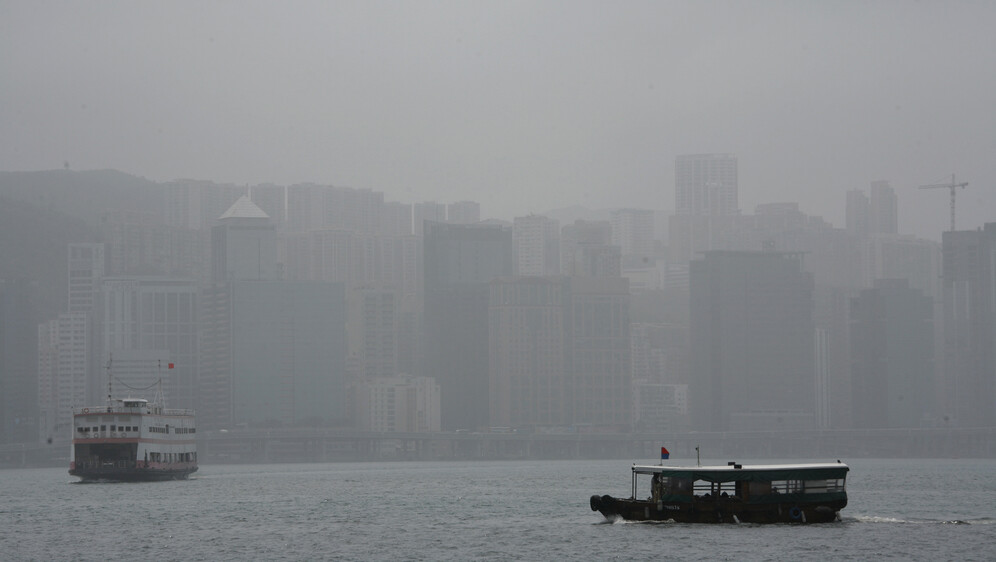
631;463;849;483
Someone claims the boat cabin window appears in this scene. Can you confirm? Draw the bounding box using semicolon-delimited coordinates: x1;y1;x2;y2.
769;478;845;494
693;480;738;499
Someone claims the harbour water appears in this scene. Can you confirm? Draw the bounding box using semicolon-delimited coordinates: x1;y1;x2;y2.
2;458;994;561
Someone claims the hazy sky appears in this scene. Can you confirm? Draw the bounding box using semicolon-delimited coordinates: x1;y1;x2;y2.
2;1;994;240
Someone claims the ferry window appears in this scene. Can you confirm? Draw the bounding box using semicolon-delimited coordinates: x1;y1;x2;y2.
771;480;804;494
110;425;116;431
805;480;828;493
100;425;106;431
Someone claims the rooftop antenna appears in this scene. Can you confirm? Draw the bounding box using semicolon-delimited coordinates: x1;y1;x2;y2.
919;174;969;232
154;360;167;411
106;353;113;410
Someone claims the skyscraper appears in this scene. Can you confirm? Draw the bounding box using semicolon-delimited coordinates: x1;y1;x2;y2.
513;214;560;276
610;208;655;257
869;181;898;235
211;196;278;283
850;279;934;428
674;154;739;216
423;222;513;430
0;279;38;444
689;251;815;431
489;277;568;427
941;223;996;427
201;197;347;429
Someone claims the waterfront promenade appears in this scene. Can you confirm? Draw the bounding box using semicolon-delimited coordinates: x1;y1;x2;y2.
4;426;995;468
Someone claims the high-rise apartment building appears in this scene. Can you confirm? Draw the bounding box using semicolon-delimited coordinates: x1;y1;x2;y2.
355;374;441;432
93;276;199;409
37;312;89;442
675;154;739;216
447;201;481;225
414;202;447;237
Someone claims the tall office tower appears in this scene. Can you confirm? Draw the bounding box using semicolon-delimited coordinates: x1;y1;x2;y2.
423;222;514;430
0;279;38;444
850;279;934;428
250;184;286;231
488;276;631;430
285;183;326;233
414;202;447;237
869;181;898;235
200;280;347;429
610;208;656;257
690;251;815;431
211;196;278;283
93;277;199;409
567;277;632;428
381;201;414;236
675;154;739;216
68;243;106;314
845;189;870;238
489;277;568;427
447;201;481;225
513;215;561;276
941;223;996;427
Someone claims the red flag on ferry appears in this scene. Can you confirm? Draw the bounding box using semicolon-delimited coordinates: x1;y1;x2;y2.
661;447;670;460
168;363;174;369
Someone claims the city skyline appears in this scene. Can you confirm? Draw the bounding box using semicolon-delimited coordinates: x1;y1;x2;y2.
2;3;995;242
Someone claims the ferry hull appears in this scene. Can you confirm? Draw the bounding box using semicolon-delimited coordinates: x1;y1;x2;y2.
590;494;845;524
69;462;197;482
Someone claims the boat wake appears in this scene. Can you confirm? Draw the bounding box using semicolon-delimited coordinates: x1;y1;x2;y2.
850;515;994;525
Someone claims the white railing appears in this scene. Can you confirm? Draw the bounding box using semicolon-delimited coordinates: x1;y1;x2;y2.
73;406;195;416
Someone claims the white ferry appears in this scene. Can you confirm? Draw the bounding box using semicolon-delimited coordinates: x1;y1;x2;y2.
69;390;197;482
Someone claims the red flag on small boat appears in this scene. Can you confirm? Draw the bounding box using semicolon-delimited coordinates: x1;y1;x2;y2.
661;446;670;460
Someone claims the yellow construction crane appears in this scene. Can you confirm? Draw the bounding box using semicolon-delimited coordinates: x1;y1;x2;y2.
919;174;969;232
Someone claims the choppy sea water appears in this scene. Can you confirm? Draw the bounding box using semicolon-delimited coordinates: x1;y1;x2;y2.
2;458;994;561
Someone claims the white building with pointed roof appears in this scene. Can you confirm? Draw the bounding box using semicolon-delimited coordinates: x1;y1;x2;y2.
212;196;278;282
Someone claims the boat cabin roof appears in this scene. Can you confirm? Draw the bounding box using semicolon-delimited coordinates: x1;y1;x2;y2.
631;462;848;482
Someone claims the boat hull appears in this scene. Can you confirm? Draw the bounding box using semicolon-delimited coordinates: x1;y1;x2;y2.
590;494;845;524
69;461;197;482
